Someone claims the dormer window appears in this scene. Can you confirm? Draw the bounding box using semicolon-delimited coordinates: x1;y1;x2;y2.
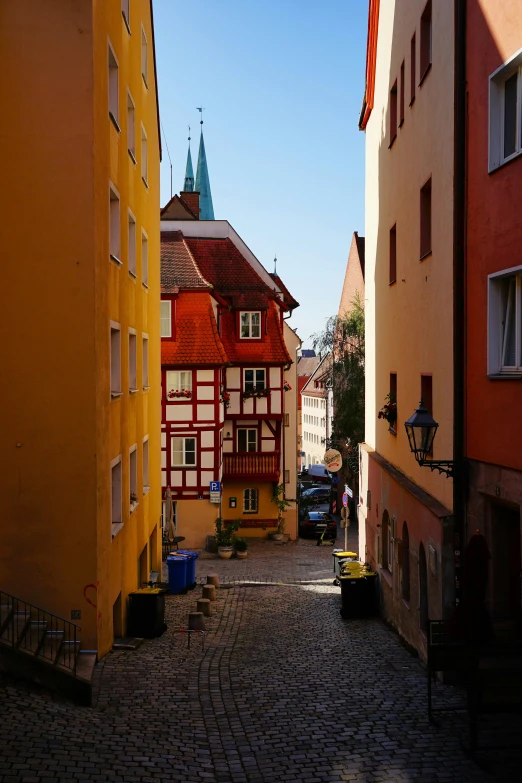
240;311;261;338
160;300;171;337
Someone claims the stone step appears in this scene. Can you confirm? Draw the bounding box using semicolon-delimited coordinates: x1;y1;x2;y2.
38;630;64;665
0;611;31;646
75;652;97;682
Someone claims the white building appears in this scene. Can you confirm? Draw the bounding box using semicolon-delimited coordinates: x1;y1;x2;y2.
301;354;333;469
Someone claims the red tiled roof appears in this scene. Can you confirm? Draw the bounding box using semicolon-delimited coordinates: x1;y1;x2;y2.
269;273;300;310
161;232;211;293
220;300;292;365
184;237;277;310
161;292;228;366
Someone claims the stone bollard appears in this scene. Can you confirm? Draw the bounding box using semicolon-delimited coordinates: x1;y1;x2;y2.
197;598;212;617
188;612;206;631
202;584;216;602
207;574;220;588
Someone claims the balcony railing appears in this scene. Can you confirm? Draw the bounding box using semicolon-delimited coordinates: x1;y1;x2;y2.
223;452;280;481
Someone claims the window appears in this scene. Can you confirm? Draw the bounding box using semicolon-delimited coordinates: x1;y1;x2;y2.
129;329;137;391
142;436;150;493
160;301;171;337
108;43;119;129
284;469;290;484
238;429;258;452
382;511;394;572
142;334;149;388
109;184;121;263
141;125;148;186
172;437;196;467
488;268;522;374
240;311;261;338
421;374;433;416
122;0;130;32
129;445;138;510
244;368;266;392
389;372;397;434
399;61;405;126
110;322;121;396
390;79;398;145
166;370;192;398
142;230;148;286
389;224;397;284
401;522;410;601
128;210;136;276
141;26;148;86
420;0;432;83
410;34;416;104
489;51;522;170
127;91;136;161
111;456;122;528
243;488;258;513
420;177;432;258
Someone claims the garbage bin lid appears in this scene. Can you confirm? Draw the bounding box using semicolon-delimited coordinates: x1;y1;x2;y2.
167;554;189;561
130;588;166;594
177;550;199;558
333;551;358;558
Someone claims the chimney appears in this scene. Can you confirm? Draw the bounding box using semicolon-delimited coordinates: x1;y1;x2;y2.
180;191;200;220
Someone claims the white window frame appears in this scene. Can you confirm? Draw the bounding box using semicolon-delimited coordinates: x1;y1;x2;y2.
488;264;522;375
128;328;137;392
142;435;150;494
127;90;136;162
109;183;121;264
108;41;119;130
141;229;149;287
489;48;522;171
171;436;197;467
122;0;130;33
160;300;172;338
111;455;123;536
128;209;136;277
141;124;148;186
142;333;149;389
166;370;192;399
110;321;122;397
244;368;266;392
243;488;258;513
129;444;138;512
141;25;148;87
237;428;258;452
240;311;261;339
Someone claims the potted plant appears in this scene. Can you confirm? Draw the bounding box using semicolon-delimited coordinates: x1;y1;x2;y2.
270;484;291;541
378;393;397;431
233;536;248;559
215;517;241;559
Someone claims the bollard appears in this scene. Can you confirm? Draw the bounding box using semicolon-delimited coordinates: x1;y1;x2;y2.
202;584;216;602
207;574;220;588
188;611;206;631
197;598;212;617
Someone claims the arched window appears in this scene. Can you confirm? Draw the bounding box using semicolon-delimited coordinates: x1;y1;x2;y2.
382;511;390;569
401;522;410;601
419;543;428;632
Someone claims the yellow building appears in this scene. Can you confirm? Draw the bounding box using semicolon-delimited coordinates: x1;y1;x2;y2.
0;0;161;659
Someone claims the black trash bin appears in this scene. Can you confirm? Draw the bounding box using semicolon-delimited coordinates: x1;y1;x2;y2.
127;588;167;638
339;565;377;619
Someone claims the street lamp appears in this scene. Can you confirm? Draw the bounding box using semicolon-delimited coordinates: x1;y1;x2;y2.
404;401;454;478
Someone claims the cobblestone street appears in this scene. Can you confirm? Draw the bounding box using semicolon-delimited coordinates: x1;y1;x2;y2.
1;528;520;783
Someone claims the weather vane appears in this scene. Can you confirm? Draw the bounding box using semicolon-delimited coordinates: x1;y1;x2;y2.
196;107;205;126
188;124;191;142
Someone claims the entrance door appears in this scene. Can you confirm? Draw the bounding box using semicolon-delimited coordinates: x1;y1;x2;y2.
419;543;428;633
490;503;521;627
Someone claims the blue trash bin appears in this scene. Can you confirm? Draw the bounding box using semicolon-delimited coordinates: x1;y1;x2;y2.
166;555;188;595
177;550;199;589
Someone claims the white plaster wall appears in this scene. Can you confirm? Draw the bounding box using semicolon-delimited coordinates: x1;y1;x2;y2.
270;367;280;388
197;404;214;420
201;452;214;468
201;430;214;448
166;405;192;422
226;367;240;388
197;370;214;383
257;397;267;415
197;386;214;401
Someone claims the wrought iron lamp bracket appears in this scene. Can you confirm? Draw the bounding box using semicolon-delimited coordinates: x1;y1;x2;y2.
418;459;454;478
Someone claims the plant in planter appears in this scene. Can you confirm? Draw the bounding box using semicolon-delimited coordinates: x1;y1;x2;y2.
270;483;292;540
167;388;192;399
242;386;271;400
378;393;397;430
233;536;248;559
220;387;231;408
283;380;292;392
215;517;241;558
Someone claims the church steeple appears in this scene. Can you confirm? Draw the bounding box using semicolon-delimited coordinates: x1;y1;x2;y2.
195;108;214;220
183;128;194;192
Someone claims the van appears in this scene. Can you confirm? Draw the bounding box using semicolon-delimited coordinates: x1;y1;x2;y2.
306;464;332;483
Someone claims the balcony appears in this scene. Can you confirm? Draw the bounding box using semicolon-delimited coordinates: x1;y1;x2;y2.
223;452;280;482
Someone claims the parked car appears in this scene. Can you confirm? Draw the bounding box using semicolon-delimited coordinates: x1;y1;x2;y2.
299;511;337;539
307;464;332;483
301;486;331;504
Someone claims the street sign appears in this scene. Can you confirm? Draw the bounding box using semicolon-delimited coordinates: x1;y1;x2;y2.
323;448;342;472
210;482;221;492
342;493;348;507
345;486;353;498
209;481;221;504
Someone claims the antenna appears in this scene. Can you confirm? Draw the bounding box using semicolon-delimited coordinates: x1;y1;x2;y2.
160;118;173;198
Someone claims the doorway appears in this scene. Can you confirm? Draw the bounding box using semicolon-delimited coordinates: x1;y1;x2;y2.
489;503;521;631
419;543;428;633
113;592;123;640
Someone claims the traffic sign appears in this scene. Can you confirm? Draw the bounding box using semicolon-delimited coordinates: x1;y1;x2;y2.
210;481;221;492
342;493;348;507
209;481;221;504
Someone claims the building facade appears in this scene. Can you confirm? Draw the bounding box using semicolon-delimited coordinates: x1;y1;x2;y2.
359;0;456;659
301;355;332;470
1;0;161;658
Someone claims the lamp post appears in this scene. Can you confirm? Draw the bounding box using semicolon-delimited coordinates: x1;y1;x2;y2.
404;401;454;479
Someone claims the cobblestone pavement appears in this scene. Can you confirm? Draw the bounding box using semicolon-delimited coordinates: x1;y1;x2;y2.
1;525;520;783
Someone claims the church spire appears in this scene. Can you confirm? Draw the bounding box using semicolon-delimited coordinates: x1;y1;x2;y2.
195;108;214;220
183;127;194;192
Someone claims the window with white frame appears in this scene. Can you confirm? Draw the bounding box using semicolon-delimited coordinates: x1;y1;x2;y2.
129;445;138;509
128;210;136;276
244;368;266;392
141;26;148;86
166;370;192;399
243;488;258;513
172;436;196;466
142;230;148;286
142;334;149;388
108;43;119;128
489;49;522;170
488;267;522;374
111;456;122;527
122;0;130;32
127;91;135;161
237;428;257;452
109;184;121;263
240;311;261;338
129;329;137;391
160;300;171;337
110;322;121;396
142;436;150;492
141;124;148;185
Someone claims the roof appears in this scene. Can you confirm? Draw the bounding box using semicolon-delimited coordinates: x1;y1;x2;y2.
219;300;292;365
302;353;332;394
269;273;300;310
297;356;320;377
355;233;365;278
160;231;211;292
359;0;380;130
160;194;198;220
195;131;214;220
161;292;228;366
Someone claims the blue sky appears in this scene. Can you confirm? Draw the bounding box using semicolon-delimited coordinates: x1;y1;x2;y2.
154;0;368;348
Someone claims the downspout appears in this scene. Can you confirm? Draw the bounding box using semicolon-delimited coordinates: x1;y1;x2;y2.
453;0;467;610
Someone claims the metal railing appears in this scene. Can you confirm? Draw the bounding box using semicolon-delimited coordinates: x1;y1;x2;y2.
0;589;80;675
223;451;280;478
